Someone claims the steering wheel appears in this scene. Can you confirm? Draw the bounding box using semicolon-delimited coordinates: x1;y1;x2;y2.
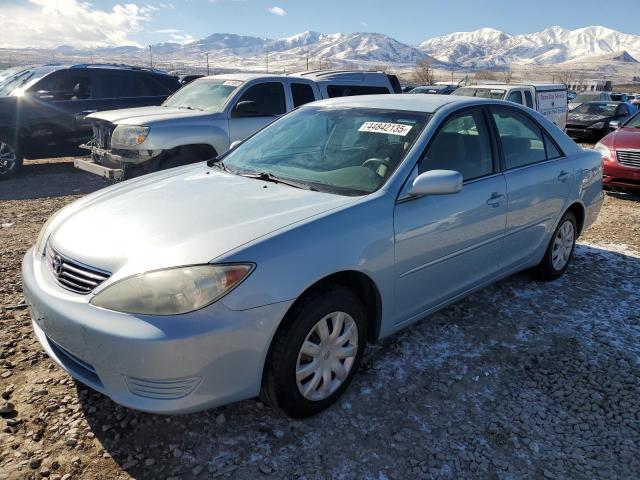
362;157;391;177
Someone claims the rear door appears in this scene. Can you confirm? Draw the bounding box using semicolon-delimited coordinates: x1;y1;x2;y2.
393;107;507;323
228;81;287;143
287;80;321;108
490;105;571;270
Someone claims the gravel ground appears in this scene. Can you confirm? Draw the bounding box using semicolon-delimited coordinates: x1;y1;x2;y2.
1;158;639;480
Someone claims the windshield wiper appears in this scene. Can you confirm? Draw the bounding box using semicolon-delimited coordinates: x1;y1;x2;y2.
238;171;317;191
206;156;234;173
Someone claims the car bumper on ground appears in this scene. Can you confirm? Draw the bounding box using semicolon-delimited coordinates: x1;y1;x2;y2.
603;160;640;189
22;247;292;414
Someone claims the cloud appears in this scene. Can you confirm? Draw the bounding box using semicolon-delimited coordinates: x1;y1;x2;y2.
267;6;286;16
0;0;156;49
169;33;195;44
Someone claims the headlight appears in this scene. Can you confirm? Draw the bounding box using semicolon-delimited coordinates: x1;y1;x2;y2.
588;122;605;130
111;125;149;147
90;264;254;315
594;142;612;160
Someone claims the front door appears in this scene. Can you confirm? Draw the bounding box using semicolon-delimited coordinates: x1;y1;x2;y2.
228;81;287;144
393;107;507;324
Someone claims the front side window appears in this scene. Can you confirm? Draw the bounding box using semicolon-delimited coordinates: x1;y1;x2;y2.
420;108;494;181
491;107;547;169
163;78;242;112
291;83;316;108
507;90;523;105
222;107;429;195
235;82;286;116
31;71;93;100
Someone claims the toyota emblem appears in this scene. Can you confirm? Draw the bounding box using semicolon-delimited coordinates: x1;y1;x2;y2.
52;255;63;275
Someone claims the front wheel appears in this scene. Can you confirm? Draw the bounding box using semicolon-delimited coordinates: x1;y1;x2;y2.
0;134;23;180
261;287;367;418
531;211;577;281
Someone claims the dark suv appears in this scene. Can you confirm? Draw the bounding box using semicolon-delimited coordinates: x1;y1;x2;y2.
0;64;181;179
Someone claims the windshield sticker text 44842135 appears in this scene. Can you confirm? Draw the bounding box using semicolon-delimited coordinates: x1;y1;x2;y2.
358;122;413;136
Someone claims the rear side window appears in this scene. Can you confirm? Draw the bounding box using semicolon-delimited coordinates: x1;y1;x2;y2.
291;83;316;108
326;85;390;97
420;108;494;181
544;134;563;160
524;91;534;108
237;82;286;115
507;90;523;105
98;71;146;98
139;74;173;96
491;107;548;169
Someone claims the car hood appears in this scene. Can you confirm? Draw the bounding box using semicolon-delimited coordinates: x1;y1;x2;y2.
88;106;220;126
567;113;612;126
606;126;640;149
49;165;357;278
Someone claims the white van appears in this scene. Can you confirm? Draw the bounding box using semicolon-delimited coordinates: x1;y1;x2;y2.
453;84;568;129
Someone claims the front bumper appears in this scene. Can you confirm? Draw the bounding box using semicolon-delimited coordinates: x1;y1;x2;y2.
603;160;640;189
22;247;292;414
566;127;607;142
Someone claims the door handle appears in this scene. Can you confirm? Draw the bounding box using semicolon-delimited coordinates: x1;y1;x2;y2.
557;170;570;182
486;192;505;207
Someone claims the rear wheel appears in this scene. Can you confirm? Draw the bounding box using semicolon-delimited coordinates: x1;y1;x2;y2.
531;211;577;281
261;286;366;418
0;134;23;180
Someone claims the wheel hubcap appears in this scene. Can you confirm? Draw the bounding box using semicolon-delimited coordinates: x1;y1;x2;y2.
551;220;575;271
0;141;17;174
295;311;358;401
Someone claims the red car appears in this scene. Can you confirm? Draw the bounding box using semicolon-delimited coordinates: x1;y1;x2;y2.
595;112;640;189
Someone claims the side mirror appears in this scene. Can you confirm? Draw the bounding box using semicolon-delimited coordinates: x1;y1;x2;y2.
409;169;463;196
229;140;241;150
233;100;258;117
35;90;54;100
609;121;620;130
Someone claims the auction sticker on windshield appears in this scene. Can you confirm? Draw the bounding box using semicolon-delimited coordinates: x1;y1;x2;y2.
223;80;243;87
359;122;413;136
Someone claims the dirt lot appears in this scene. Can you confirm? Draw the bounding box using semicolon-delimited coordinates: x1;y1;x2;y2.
1;159;639;480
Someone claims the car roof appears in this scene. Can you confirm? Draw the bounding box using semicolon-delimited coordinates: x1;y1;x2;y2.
11;63;171;76
308;93;480;113
208;73;288;82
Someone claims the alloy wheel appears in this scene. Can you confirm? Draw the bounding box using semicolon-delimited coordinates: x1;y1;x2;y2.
551;220;575;271
295;311;358;401
0;141;17;174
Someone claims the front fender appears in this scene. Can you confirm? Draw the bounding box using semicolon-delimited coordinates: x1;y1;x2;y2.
142;122;229;154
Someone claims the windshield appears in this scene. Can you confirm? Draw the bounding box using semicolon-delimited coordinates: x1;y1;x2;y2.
163;78;242;111
453;87;505;99
0;69;34;96
623;112;640;128
221;106;429;195
571;102;618;116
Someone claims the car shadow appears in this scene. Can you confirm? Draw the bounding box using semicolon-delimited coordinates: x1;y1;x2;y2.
73;243;640;479
0;159;109;201
604;187;640;202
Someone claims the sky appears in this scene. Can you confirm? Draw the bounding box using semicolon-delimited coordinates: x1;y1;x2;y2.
1;0;639;49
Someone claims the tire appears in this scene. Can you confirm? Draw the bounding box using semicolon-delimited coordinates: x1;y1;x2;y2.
159;146;214;171
0;132;23;180
531;211;577;281
261;286;367;418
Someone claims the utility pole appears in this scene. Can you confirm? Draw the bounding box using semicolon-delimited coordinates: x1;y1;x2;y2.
451;71;454;84
265;51;269;72
206;52;210;75
149;45;153;68
306;51;309;70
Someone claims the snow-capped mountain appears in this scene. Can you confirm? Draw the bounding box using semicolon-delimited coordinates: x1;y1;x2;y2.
419;26;640;68
2;25;639;72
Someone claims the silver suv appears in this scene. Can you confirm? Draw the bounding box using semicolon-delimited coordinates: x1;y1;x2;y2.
75;70;400;180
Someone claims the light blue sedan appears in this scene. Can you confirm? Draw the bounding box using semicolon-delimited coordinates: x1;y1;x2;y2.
22;94;604;418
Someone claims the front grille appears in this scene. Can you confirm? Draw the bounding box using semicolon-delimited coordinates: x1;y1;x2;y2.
617;150;640;169
92;121;115;149
46;246;111;294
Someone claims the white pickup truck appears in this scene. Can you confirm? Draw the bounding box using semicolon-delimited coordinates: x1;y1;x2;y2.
452;83;568;129
74;70;401;180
